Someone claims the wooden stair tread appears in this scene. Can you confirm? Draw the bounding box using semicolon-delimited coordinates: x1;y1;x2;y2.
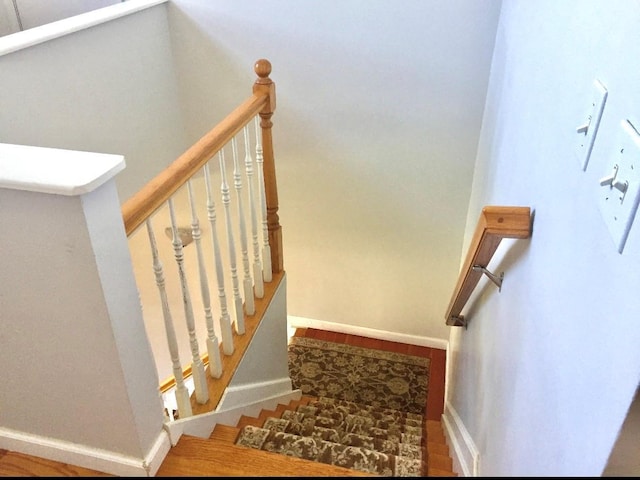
156;434;372;477
427;440;450;456
429;466;458;477
210;424;240;443
428;452;453;470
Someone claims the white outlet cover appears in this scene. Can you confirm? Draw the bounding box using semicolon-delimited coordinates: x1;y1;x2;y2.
598;120;640;253
576;79;608;171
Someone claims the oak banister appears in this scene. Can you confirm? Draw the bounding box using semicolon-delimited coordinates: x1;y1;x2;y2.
122;92;268;236
253;59;283;274
445;206;531;327
122;59;284;417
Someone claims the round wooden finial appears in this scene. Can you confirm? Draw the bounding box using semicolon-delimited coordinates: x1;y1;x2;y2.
254;59;272;79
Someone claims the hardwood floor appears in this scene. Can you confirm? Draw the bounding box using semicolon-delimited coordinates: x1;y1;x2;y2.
0;327;449;477
0;449;112;477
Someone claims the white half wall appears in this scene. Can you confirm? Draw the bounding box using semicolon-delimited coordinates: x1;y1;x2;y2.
0;143;168;475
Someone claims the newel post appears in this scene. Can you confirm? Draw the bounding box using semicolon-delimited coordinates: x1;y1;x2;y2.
253;58;283;274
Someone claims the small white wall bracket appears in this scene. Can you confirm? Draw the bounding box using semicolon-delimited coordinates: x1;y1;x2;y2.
472;265;504;291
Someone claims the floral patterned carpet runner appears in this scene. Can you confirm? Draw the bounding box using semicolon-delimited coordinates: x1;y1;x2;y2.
235;336;431;476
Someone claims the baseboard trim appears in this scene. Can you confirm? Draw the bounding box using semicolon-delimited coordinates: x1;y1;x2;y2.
442;401;479;477
217;377;294;411
288;315;449;350
0;426;171;477
163;389;303;445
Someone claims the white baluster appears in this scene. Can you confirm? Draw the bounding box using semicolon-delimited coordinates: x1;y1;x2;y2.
203;163;234;356
145;219;192;419
244;124;264;299
218;149;245;335
255;116;272;282
187;180;222;379
168;198;209;404
232;136;255;316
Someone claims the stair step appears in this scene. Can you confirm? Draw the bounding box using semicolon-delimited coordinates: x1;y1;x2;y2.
429;452;453;471
235;396;316;429
313;396;424;423
204;395;456;477
426;420;446;443
428;466;458;477
209;424;240;443
279;408;423;446
300;403;423;431
294;402;423;435
262;416;423;459
427;440;450;456
156;434;370;477
426;419;444;434
235;424;424;476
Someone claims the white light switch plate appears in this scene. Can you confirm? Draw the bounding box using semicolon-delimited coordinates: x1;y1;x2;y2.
598;120;640;253
576;79;608;171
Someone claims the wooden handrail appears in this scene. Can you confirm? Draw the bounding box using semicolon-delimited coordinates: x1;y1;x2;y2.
122;58;282;278
445;206;531;327
122;93;267;236
122;59;284;417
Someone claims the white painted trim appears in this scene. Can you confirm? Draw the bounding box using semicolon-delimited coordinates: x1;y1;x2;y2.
442;401;480;477
163;389;303;445
0;427;171;477
287;315;449;350
0;0;168;56
142;432;172;477
0;143;125;196
217;376;293;411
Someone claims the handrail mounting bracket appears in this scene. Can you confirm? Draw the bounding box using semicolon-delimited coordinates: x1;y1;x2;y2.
443;206;532;327
446;315;467;329
472;265;504;291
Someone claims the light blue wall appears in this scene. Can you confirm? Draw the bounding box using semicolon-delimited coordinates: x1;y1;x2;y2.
447;0;640;475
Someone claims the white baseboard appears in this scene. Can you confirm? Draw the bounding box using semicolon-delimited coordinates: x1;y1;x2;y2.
442;401;479;477
0;426;171;477
163;388;303;445
217;377;294;411
287;315;449;350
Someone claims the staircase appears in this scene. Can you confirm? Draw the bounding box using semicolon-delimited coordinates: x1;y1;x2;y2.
156;395;457;477
0;327;457;477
